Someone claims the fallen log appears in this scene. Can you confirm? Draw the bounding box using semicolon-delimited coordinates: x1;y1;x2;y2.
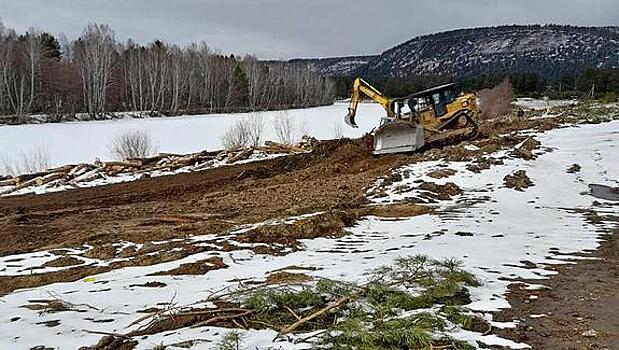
35;172;65;186
0;177;18;187
67;163;92;177
1;174;50;195
101;160;143;168
45;164;75;174
227;149;254;164
16;169;54;182
71;168;104;184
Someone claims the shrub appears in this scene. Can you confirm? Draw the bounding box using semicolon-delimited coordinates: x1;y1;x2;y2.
273;111;295;145
0;147;51;176
222;120;250;150
109;129;157;160
600;92;618;104
246;113;264;147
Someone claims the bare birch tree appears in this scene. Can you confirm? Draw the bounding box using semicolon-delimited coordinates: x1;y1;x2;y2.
74;24;117;119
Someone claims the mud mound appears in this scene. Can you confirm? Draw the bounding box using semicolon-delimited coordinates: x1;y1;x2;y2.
42;256;83;268
265;271;312;285
365;202;431;218
567;163;581;173
426;168;457;179
417;182;463;200
83;244;117;260
149;256;227;276
236;210;357;247
78;336;137;350
466;157;504;173
510;137;541;160
504;170;534;191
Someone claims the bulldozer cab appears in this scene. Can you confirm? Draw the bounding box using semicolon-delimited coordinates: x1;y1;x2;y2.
404;83;458;119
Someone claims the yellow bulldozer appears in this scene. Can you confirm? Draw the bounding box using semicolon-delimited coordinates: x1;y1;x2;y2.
345;77;480;155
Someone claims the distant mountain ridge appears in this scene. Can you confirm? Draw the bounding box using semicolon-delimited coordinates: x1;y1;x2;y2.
293;25;619;80
289;55;378;76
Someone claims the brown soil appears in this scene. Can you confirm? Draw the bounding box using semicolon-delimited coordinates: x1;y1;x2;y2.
510;137;541;160
236;210;358;247
78;336;137;350
504;170;534;191
418;181;463;200
495;229;619;349
0;138;406;257
0;243;211;295
265;271;312;285
149;256;227;276
42;255;83;268
364;202;431;218
426;168;457;179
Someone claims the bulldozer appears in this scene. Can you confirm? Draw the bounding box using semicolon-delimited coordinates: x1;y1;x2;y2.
345;77;480;155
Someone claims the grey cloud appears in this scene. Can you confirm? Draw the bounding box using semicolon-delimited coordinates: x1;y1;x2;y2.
1;0;617;59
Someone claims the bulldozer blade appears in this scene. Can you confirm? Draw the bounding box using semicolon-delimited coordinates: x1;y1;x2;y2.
345;110;358;128
373;120;424;155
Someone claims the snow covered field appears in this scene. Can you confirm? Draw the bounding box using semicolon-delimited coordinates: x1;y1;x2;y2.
513;98;578;110
0;103;382;167
0;120;616;349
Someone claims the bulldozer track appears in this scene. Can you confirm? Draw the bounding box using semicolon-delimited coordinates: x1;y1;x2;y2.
424;109;480;149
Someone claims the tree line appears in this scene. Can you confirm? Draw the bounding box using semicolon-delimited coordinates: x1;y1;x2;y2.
0;22;335;121
332;68;619;100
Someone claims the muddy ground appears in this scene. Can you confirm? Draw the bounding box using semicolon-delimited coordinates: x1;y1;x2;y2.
496;227;619;350
0;137;407;256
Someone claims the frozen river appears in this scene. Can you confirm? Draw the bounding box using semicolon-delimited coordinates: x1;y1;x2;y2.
0;102;384;167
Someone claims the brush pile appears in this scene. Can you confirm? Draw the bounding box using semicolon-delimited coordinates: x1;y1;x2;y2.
0;138;316;197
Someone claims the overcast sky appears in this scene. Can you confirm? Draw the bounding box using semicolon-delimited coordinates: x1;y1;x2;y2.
1;0;617;59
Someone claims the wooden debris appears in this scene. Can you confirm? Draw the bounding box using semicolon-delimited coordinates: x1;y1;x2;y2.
0;140;313;197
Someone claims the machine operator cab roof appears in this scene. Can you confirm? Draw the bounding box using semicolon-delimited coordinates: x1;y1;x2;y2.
392;83;459;119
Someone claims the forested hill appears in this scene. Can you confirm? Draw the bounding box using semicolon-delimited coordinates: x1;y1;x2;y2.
289;56;378;76
296;25;619;80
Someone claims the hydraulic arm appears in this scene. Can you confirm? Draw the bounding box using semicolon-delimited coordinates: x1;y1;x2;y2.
345;77;394;128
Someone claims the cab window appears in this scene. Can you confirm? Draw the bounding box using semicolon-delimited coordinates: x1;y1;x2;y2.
443;89;455;103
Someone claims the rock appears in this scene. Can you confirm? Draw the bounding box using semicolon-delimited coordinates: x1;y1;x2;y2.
581;329;598;338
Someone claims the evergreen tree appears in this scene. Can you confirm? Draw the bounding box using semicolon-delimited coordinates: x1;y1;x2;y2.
226;64;250;109
40;32;62;59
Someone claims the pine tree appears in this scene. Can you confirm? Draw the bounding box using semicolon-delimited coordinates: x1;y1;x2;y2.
225;64;250;109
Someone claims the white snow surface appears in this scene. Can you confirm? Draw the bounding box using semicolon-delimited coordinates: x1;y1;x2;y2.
0;120;617;349
513;98;578;110
0;103;382;168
